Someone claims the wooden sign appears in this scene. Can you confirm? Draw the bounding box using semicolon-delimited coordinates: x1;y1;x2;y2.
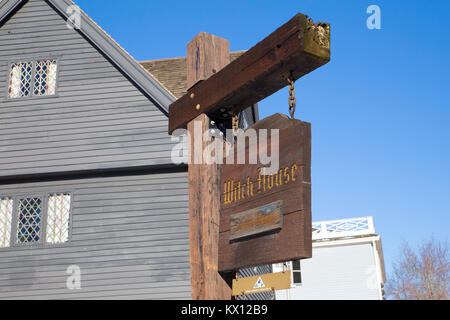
219;113;312;272
168;11;330;299
230;200;283;241
232;271;292;296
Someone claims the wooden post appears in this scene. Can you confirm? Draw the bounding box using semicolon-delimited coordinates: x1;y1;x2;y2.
187;32;233;300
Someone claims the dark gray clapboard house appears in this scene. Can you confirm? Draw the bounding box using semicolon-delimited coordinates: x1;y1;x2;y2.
0;0;188;299
0;0;263;300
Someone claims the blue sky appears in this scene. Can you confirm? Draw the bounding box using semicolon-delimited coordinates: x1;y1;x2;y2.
74;0;450;276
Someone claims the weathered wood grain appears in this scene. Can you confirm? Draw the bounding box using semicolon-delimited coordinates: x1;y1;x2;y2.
187;32;230;91
230;200;283;241
186;33;233;300
219;113;312;272
168;13;330;134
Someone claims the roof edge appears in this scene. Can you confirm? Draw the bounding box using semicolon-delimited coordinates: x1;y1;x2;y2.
0;0;22;22
49;0;175;112
0;0;176;113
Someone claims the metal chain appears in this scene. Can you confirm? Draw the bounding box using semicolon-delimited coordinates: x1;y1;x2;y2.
288;77;296;119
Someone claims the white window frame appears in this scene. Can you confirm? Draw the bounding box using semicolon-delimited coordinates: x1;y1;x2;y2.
0;197;13;248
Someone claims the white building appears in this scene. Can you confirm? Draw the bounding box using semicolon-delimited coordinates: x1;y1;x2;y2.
274;217;386;300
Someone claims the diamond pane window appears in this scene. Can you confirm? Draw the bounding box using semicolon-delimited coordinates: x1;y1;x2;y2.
34;60;57;96
17;198;42;244
46;193;71;244
8;62;32;98
0;197;13;248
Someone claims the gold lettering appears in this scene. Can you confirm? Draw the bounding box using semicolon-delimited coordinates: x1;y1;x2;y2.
257;168;262;193
291;164;298;181
223;163;300;206
248;177;254;197
237;181;241;201
230;180;234;203
231;211;280;232
224;181;229;204
267;174;274;190
284;166;290;184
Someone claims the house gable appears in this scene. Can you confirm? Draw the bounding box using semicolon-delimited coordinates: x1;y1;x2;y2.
0;0;175;110
0;0;177;179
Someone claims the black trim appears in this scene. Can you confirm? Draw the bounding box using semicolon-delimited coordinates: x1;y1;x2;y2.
0;164;188;185
0;0;27;29
252;103;260;123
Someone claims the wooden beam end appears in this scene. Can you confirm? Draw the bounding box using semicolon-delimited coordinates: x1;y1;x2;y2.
304;17;331;62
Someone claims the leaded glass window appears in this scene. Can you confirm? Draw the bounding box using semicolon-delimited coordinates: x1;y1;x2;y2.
8;62;32;98
0;197;13;248
7;59;58;99
34;59;57;96
16;197;42;244
46;193;71;244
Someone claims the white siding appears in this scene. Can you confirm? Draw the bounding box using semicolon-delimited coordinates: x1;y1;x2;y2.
276;242;381;300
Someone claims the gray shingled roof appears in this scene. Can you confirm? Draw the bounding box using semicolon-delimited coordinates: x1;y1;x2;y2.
140;51;245;99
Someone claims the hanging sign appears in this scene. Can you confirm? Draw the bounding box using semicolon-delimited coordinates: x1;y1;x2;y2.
219;113;312;272
232;271;292;296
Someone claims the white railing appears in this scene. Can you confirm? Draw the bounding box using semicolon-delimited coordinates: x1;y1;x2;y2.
312;216;375;240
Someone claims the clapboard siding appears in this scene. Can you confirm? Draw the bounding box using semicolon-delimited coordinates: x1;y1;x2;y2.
275;243;380;300
0;171;191;300
0;0;174;178
0;0;268;301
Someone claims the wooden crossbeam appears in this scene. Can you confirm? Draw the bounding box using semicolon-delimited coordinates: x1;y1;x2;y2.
168;13;330;134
